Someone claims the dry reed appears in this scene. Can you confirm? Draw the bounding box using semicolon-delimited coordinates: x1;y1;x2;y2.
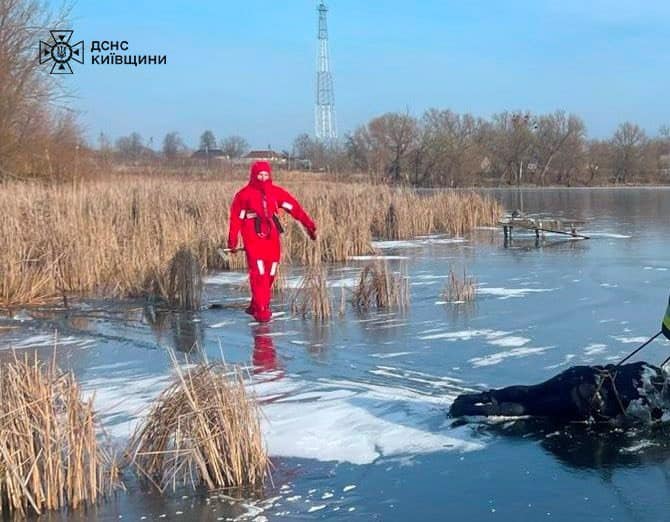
444;268;477;302
164;247;203;310
0;174;502;307
128;357;268;493
0;354;119;516
351;261;409;311
289;266;332;320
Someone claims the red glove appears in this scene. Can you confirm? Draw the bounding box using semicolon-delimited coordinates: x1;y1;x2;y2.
306;224;317;241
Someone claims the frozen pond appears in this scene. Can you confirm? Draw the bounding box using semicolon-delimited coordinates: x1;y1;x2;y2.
2;187;670;521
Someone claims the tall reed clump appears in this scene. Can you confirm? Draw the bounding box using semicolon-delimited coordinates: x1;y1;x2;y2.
165;247;203;310
289;266;332;320
0;355;119;516
0;174;502;307
444;268;477;302
128;359;268;493
352;261;409;311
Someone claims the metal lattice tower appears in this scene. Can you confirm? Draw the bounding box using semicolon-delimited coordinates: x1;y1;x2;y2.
315;1;337;141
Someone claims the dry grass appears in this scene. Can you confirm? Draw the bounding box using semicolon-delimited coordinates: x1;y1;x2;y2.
0;173;502;307
0;354;119;516
444;268;477;302
352;261;409;311
289;266;332;320
128;357;268;493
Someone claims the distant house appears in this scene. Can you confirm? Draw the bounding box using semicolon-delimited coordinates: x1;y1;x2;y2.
191;148;228;160
660;154;670;179
240;149;288;166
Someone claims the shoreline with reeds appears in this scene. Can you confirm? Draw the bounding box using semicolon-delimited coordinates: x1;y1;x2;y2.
0;174;503;308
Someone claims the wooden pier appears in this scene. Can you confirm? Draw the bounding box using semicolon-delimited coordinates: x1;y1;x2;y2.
499;214;590;244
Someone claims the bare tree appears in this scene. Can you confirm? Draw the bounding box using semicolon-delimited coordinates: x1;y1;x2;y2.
199;130;217;152
162;131;185;159
353;112;419;184
419;109;484;186
0;0;75;177
611;122;648;184
534;112;585;186
292;133;331;170
482;112;537;185
116;132;144;161
220;135;248;158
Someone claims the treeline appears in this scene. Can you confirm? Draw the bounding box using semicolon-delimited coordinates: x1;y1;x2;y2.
99;130;250;162
296;111;670;186
2;0;669;186
0;0;82;180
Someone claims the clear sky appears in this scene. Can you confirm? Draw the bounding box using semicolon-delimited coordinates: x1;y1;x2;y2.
59;0;670;150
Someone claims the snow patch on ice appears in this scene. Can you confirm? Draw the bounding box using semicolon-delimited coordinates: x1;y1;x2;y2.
83;365;483;465
583;231;631;239
544;354;576;370
612;336;649;344
203;272;248;285
469;347;552;367
476;287;556;300
419;329;511;341
348;255;409;260
584;343;608;355
283;276;358;289
370;352;412;359
371;240;423;249
371;237;467;249
7;334;95;350
81;373;170;438
257;375;483;465
487;336;530;348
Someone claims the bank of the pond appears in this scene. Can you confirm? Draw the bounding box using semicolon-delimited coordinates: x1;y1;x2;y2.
0;177;502;307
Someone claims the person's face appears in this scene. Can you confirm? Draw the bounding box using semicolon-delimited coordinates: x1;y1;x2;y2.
257;170;270;182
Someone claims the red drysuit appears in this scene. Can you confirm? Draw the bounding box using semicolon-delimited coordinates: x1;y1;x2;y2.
227;161;316;322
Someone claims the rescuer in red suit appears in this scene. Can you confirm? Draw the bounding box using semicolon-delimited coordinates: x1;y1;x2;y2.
227;160;317;322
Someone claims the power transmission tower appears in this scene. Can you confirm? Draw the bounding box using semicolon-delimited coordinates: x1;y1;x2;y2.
315;1;337;141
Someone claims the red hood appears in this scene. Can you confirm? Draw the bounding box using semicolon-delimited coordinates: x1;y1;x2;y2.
249;161;273;190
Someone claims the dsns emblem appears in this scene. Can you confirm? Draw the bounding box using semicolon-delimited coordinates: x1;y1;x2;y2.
39;30;84;74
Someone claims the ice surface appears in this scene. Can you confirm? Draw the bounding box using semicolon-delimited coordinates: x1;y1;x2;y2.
5;334;95;350
371;237;467;249
203;272;248;285
84;365;483;465
259;381;482;464
348;255;409;260
476;287;556;300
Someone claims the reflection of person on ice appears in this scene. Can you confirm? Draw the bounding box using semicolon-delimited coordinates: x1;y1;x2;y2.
227;160;317;322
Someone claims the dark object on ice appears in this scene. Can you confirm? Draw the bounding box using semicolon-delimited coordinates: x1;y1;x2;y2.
450;362;670;423
663;294;670;341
